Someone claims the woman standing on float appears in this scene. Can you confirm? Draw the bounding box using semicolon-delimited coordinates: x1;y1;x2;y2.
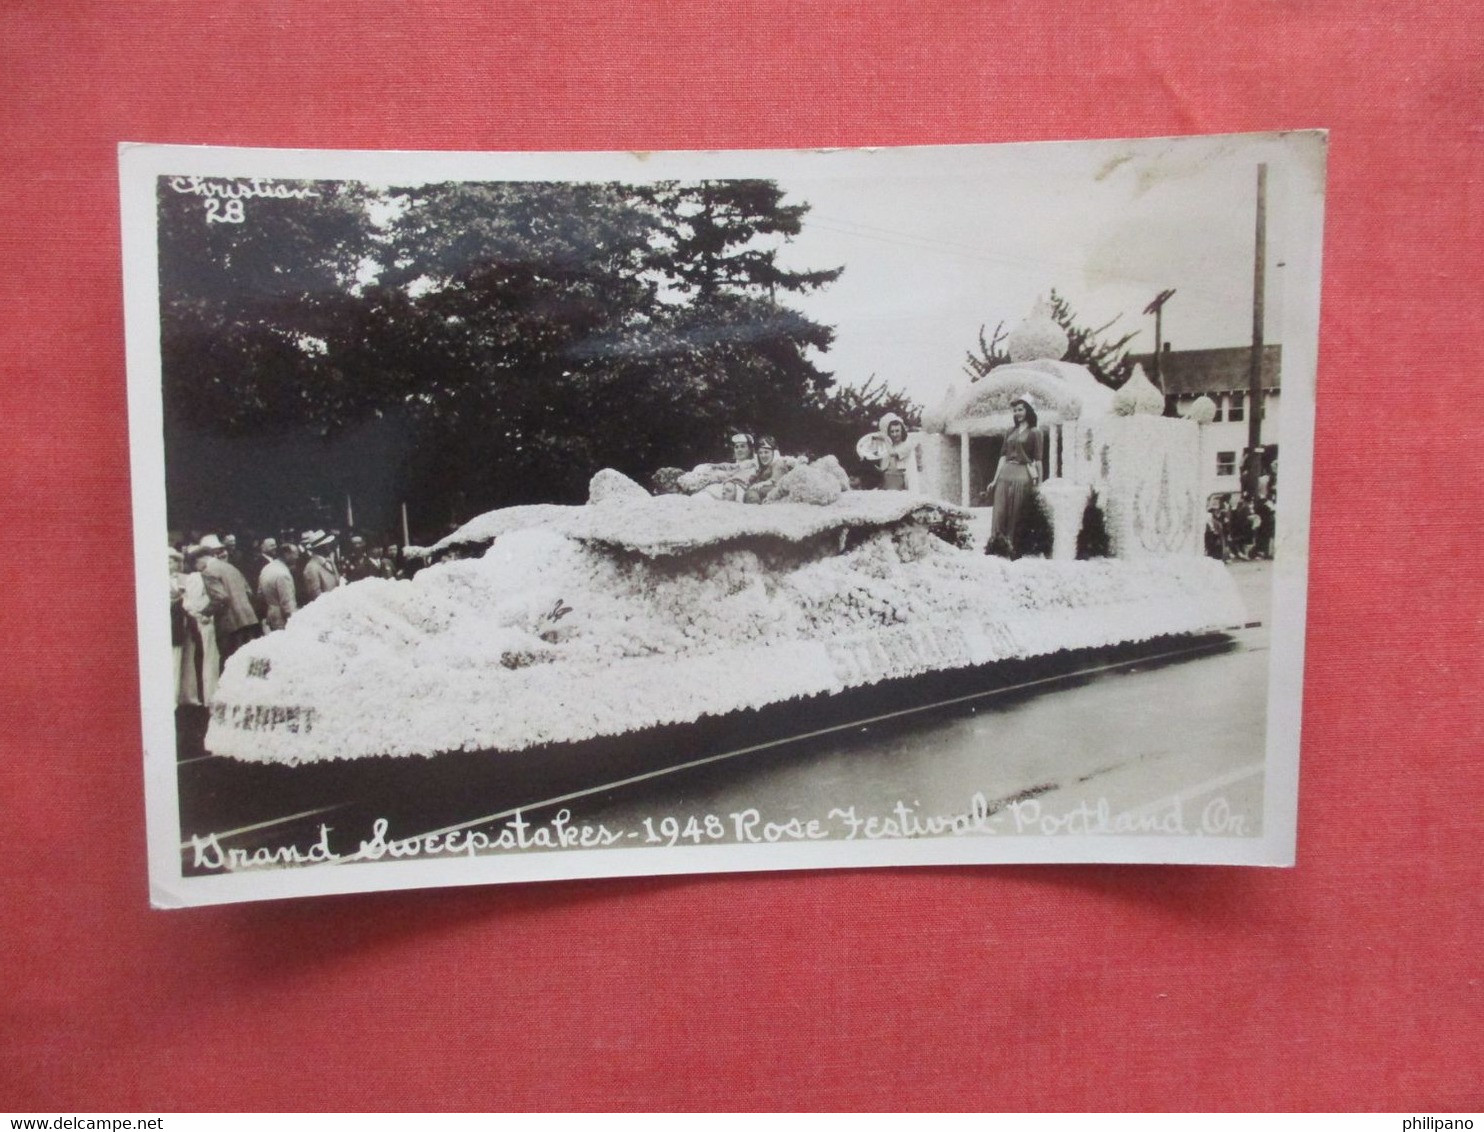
987;397;1042;556
875;412;922;492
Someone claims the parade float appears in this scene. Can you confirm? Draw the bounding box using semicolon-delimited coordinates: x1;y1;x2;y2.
205;301;1245;766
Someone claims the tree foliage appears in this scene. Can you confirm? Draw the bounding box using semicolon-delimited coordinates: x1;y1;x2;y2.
159;181;381;437
961;288;1137;389
961;321;1010;379
157;176;863;538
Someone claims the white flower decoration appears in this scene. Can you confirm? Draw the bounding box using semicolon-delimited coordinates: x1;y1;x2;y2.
1112;364;1166;416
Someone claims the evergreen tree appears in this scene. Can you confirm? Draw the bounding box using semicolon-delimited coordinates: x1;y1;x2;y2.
961;321;1010;380
1076;489;1112;559
635;181;845;460
1049;290;1137;389
157;179;389;529
155;176;850;536
358;180;675;513
158;178;379;437
647;180;842;301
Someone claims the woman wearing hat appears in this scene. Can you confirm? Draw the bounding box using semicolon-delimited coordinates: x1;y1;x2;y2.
742;436;790;504
873;412;922;492
987;397;1043;556
695;432;760;501
181;544;222;701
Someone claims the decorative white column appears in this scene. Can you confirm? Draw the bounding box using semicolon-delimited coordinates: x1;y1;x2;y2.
1039;480;1090;561
959;432;971;507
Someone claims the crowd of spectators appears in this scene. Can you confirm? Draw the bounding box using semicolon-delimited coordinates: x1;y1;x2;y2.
1205;489;1276;562
168;527;403;707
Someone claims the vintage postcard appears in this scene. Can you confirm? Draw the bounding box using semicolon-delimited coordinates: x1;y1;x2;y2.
121;132;1325;906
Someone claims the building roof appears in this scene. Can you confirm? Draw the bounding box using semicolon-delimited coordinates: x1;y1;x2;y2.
1129;345;1282;396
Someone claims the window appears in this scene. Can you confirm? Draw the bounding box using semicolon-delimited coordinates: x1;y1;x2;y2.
1212;395;1224;422
1229;392;1245;422
1216;451;1236;477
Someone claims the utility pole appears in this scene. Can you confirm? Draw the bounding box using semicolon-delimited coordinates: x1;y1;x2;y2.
1246;164;1268;497
1144;288;1177;412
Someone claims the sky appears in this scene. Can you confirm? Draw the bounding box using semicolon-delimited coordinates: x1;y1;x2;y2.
132;132;1324;421
763;133;1319;411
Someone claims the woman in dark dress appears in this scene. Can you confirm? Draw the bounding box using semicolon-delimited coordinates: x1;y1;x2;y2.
988;398;1042;556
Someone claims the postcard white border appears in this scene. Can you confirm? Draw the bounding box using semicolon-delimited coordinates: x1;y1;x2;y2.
121;132;1325;906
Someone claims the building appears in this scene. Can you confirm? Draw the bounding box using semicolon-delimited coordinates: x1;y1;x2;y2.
1130;344;1281;501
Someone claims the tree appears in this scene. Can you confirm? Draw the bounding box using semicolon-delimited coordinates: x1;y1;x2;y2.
159;179;381;436
156;175;850;537
157;179;391;531
961;288;1137;389
648;180;842;301
631;181;844;460
960;321;1010;379
355;180;678;513
370;180;846;513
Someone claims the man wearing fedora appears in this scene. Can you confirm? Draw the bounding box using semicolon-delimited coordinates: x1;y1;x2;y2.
193;533;261;665
300;530;340;604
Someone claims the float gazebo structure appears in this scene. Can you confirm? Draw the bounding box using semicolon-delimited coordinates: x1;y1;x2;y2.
915;299;1205;561
918;299;1114;508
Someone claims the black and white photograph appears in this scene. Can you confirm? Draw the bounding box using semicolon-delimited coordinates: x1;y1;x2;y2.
122;132;1325;906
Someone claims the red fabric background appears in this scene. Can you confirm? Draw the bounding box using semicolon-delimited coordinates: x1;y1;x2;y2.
2;0;1480;1112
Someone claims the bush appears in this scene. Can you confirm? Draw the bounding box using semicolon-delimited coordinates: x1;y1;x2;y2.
925;510;975;550
1077;489;1111;558
650;467;685;495
984;533;1013;559
1017;491;1054;558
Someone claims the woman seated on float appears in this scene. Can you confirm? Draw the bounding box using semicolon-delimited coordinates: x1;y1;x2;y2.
700;432;759;500
742;436;790;504
681;431;758;500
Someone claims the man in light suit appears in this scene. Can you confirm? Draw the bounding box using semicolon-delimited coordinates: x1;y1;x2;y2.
300;530;341;605
257;543;300;631
193;534;261;666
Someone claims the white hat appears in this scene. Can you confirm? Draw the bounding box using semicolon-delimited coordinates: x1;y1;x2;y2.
196;533;224;551
301;529;335;551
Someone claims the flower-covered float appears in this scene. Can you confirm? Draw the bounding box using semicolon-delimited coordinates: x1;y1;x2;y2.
206;489;1244;769
205;300;1245;766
